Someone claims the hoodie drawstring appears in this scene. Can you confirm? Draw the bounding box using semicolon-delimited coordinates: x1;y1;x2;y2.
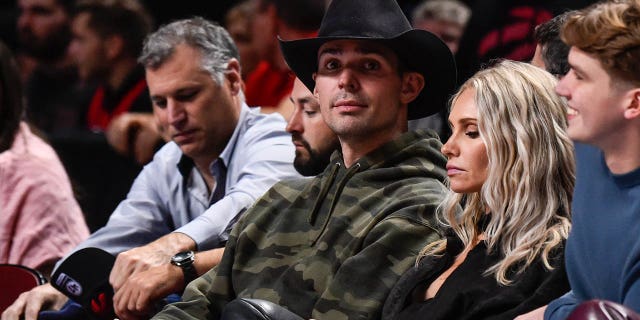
308;162;341;225
311;162;362;245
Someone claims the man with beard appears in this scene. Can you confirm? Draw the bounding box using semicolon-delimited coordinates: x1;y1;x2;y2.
16;0;82;133
16;0;73;76
286;77;340;176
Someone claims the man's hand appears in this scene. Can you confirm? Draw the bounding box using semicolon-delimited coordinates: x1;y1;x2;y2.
1;283;68;320
514;305;547;320
106;112;166;164
113;263;183;320
111;248;225;319
109;233;195;292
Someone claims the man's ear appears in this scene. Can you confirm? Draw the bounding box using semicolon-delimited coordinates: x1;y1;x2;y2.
226;58;242;95
400;72;425;105
104;35;124;60
624;88;640;120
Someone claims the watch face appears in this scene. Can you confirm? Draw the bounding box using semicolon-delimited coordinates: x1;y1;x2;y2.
172;251;195;265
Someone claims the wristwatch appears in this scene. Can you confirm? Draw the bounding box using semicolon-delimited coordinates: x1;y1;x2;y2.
170;251;197;286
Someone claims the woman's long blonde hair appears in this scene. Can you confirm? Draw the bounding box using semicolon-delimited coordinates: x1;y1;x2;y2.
421;60;575;285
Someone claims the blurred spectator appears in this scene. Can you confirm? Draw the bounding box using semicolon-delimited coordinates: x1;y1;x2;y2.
0;41;89;278
409;0;470;141
67;0;159;165
16;0;83;134
412;0;470;54
15;0;73;80
244;0;325;119
68;0;154;132
531;11;573;78
224;0;260;79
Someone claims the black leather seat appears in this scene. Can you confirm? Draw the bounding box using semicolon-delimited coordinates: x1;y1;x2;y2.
221;298;304;320
567;300;640;320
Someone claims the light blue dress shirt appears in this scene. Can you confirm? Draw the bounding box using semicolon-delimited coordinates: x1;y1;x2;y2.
70;104;300;256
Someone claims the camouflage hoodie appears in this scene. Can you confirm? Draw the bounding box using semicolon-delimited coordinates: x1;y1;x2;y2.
155;130;449;320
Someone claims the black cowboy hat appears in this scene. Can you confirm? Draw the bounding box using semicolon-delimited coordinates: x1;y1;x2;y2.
279;0;457;120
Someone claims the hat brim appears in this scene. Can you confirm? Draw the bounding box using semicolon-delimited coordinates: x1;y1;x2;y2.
279;29;457;120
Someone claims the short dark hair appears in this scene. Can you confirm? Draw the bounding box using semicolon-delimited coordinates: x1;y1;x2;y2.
73;0;153;58
257;0;325;31
0;41;24;152
534;11;573;76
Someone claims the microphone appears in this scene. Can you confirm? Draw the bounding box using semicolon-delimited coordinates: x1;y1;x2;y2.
51;247;116;320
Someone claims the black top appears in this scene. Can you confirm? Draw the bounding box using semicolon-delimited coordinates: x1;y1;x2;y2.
382;233;569;320
98;65;150;114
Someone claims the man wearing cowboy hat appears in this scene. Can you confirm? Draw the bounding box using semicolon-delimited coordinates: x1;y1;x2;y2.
153;0;456;319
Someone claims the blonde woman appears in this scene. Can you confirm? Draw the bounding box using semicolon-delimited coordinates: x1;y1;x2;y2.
382;60;575;320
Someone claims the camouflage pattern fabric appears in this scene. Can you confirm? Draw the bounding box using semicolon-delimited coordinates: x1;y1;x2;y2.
154;130;449;320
